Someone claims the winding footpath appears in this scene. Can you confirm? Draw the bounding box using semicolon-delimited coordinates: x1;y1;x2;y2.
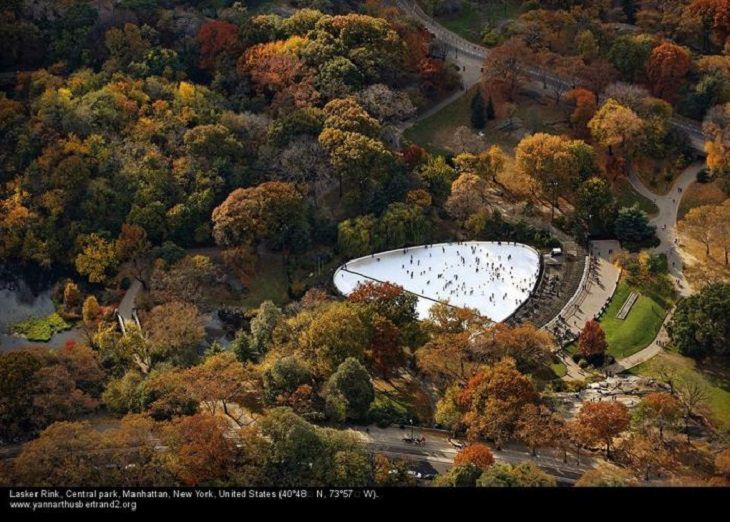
627;163;702;298
395;0;705;376
601;164;703;374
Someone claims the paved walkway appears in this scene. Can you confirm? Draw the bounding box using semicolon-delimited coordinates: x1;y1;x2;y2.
117;278;142;334
543;241;621;381
627;163;702;297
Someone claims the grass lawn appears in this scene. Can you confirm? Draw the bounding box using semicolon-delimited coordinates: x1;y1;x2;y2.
600;281;667;359
613;178;659;216
371;374;434;425
678;179;728;220
425;0;523;44
403;86;500;154
631;351;730;432
550;361;568;378
565;281;666;359
238;252;290;309
404;86;567;156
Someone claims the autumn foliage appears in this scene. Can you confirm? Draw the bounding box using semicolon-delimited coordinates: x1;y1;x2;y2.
646;42;691;102
578;320;608;359
197;20;240;71
454;443;495;470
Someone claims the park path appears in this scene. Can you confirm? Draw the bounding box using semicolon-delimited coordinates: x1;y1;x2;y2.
627;163;703;298
605;309;673;375
117;278;142;333
602;164;703;374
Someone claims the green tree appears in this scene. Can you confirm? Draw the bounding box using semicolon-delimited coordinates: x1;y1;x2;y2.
477;461;556;487
250;301;282;355
324;358;375;422
471;90;486;129
574;177;618;237
668;282;730;358
614;204;657;249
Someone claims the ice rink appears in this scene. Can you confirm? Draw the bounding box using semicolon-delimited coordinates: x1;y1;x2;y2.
334;241;541;322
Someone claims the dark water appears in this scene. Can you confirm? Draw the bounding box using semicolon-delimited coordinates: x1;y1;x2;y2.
0;268;82;352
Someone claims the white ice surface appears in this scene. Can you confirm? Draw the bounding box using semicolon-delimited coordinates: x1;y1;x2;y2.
333;241;540;321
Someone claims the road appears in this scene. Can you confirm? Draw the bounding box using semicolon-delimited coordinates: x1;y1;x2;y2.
353;425;592;484
396;0;708;154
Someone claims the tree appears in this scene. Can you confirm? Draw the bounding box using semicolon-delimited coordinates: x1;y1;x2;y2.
63;282;80;312
82;295;100;324
470;323;554;374
324;357;374;422
575;461;638;487
471;89;486;130
434;463;482;487
589;99;645;175
318;127;392;203
688;0;730;51
74;234;118;284
681;204;717;257
256;408;372;486
578;320;608;361
417;332;473;386
633;392;682;441
516;404;558;457
337;214;379;258
614;205;657;249
515;133;595;218
262;356;313;407
454;146;507;183
212;182;306;251
477;461;556;487
460;360;539;448
566;88;597;136
646;42;691;102
10;418;161;486
575;402;631;457
419;155;457;206
298;302;372;377
144;302;205;366
186;352;259;425
622;432;672;481
668;282;730;358
367;314;406;378
454;443;495;470
378;203;428;249
160;413;238;486
0;347;103;441
676;378;709;443
115;223;151;286
445;173;490;221
703;102;730;175
483;38;531;101
197;20;240;71
348;281;418;326
435;385;464;433
574;177;618;237
608;34;656;83
249;301;282;355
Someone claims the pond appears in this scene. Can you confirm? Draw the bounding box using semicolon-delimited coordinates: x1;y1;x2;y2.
0;275;83;352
